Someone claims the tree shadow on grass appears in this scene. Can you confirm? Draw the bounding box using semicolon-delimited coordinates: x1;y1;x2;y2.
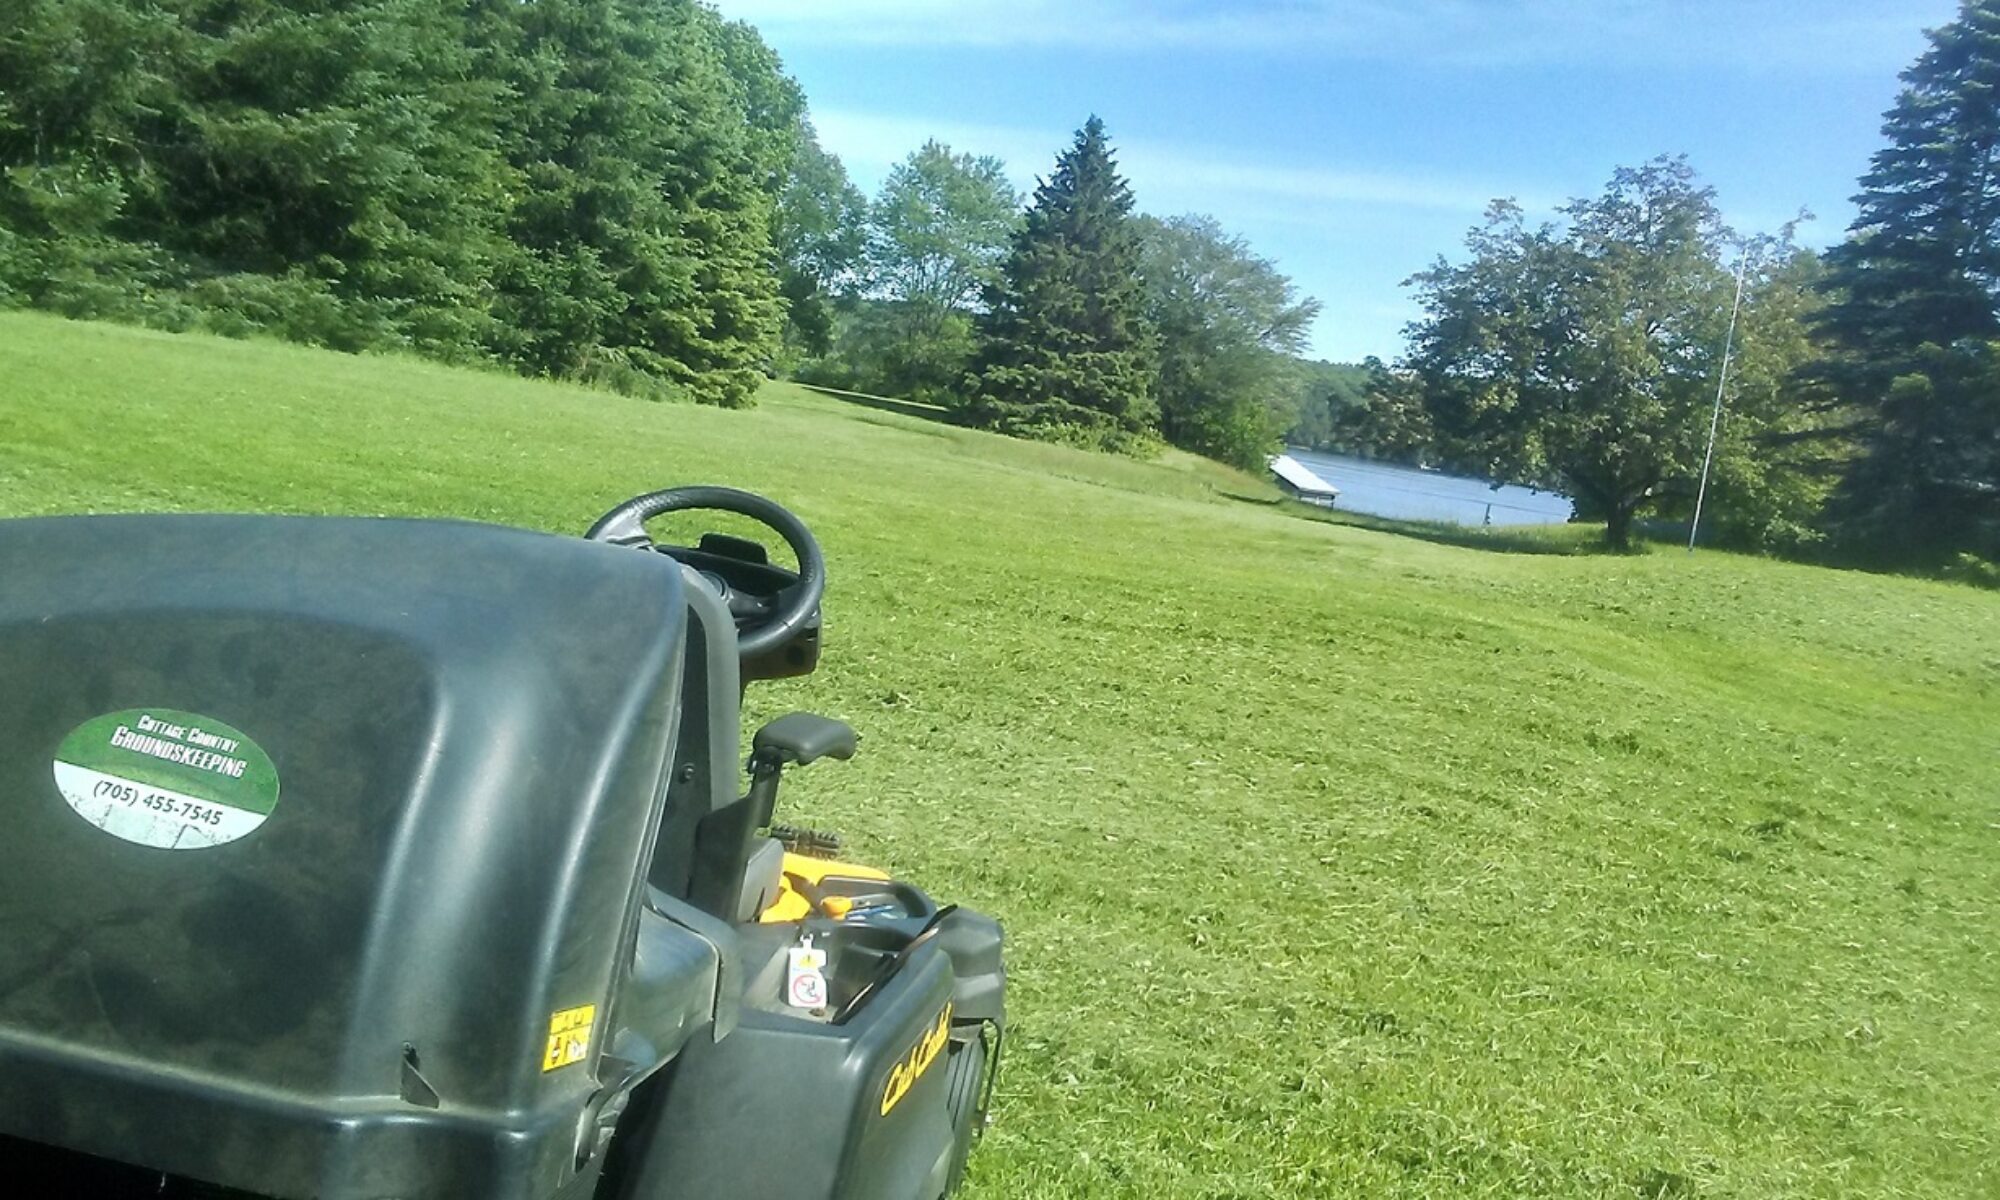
796;382;961;426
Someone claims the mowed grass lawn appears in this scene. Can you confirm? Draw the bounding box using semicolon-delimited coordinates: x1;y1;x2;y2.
2;312;1996;1198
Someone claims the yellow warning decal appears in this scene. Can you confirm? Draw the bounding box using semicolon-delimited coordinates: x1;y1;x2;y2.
542;1004;596;1072
880;1002;952;1116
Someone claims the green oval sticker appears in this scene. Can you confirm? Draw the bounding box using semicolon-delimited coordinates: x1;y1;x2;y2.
53;708;279;850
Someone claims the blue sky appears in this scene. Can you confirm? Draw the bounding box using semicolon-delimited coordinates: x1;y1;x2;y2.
711;0;1959;362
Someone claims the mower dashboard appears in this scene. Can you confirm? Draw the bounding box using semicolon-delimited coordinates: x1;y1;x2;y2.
667;531;787;598
657;532;822;681
586;487;828;682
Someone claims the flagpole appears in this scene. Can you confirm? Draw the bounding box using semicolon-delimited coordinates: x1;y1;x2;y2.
1689;248;1751;554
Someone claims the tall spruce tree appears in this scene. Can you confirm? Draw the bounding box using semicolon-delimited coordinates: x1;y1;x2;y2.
962;117;1155;450
0;0;517;356
1814;0;2000;567
488;0;782;407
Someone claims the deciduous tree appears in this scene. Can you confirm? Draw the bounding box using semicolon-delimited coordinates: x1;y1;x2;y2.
774;128;867;359
1404;160;1822;549
1285;360;1374;452
853;140;1018;400
1136;214;1320;469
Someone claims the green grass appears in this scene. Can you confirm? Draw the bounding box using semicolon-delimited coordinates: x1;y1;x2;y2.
3;312;1997;1198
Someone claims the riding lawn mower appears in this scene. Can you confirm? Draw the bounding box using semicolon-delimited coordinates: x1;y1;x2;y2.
0;486;1005;1199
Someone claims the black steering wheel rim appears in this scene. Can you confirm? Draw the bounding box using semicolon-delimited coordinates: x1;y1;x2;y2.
586;485;825;660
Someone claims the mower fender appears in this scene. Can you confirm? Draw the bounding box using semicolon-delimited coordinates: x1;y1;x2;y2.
932;908;1005;1028
608;905;724;1069
641;888;743;1043
600;942;963;1199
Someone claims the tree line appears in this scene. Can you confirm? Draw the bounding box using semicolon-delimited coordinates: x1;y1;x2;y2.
1;0;824;406
2;0;1995;575
0;1;1316;468
786;123;1319;467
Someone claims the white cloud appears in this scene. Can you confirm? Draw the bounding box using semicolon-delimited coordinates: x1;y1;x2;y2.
713;0;1938;73
1127;152;1557;216
813;108;1551;220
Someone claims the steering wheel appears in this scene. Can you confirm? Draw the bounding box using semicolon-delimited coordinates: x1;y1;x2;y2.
585;486;825;660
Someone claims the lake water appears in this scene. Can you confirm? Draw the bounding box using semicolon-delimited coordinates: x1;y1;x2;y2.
1286;449;1573;527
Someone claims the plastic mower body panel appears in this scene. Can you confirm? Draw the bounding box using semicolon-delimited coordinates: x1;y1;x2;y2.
0;499;1002;1200
0;514;692;1197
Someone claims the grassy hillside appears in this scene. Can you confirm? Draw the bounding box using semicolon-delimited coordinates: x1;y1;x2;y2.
3;312;1996;1198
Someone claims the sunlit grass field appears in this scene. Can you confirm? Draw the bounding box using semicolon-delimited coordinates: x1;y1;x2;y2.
3;312;1995;1198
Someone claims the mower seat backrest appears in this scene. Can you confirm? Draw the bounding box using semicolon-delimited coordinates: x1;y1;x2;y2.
648;568;788;924
647;564;762;922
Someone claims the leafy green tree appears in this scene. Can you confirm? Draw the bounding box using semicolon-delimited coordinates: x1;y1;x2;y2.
705;11;862;367
1325;359;1438;463
964;117;1156;449
1285;360;1373;450
1404;159;1823;549
1811;0;2000;567
775;128;868;360
848;140;1019;400
705;14;807;199
1134;214;1320;469
868;141;1018;316
1684;247;1843;551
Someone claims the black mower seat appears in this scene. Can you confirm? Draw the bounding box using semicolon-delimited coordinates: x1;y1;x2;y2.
0;514;687;1200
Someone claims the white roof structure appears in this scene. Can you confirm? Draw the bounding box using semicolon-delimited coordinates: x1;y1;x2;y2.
1269;453;1338;498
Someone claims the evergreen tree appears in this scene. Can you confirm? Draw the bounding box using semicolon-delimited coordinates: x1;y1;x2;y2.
1813;0;2000;567
963;117;1155;450
0;0;517;355
0;0;790;407
487;0;782;406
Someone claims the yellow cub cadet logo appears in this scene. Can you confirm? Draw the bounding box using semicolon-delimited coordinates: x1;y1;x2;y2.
880;1002;952;1116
